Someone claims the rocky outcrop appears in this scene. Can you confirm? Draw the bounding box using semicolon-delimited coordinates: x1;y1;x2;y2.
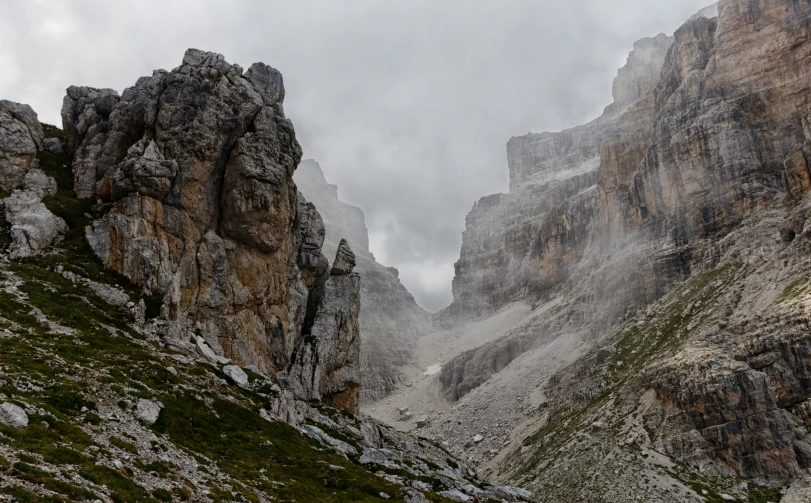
0;100;44;192
289;243;361;412
70;49;360;412
294;159;431;402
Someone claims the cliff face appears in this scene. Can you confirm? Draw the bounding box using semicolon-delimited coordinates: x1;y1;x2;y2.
64;49;361;412
294;160;430;402
433;1;811;499
442;34;674;323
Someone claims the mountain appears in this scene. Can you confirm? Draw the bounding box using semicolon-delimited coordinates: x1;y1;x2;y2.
294;159;431;402
379;1;811;501
0;49;528;503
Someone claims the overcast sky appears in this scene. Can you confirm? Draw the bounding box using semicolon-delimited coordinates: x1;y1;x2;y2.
0;0;711;312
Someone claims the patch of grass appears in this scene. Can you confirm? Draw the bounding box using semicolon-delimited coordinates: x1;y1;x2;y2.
667;464;782;503
78;464;158;503
110;435;139;455
0;486;66;503
41;123;65;140
12;461;98;501
152;392;401;502
152;487;173;501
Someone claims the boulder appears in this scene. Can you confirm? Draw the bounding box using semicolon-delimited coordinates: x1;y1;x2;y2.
23;169;57;199
2;190;67;258
134;399;162;425
222;365;249;387
0;402;28;428
301;425;358;457
42;137;63;153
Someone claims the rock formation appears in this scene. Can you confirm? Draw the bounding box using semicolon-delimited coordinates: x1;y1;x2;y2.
425;1;811;500
295;159;431;401
68;49;360;412
441;33;674;323
0;100;44;192
0;101;67;258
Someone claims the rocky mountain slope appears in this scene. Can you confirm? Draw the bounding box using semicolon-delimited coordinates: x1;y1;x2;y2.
0;50;529;503
378;1;811;501
295;160;431;403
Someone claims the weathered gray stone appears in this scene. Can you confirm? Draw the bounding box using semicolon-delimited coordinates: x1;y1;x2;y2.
0;100;44;191
301;424;358;457
73;49;360;414
43;137;63;154
295;159;430;402
222;365;249;388
134;399;161;425
23;169;57;199
2;190;67;258
0;402;28;428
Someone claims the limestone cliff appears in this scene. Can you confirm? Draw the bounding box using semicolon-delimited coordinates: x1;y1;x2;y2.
432;1;811;499
441;33;674;324
64;49;361;412
295;159;430;402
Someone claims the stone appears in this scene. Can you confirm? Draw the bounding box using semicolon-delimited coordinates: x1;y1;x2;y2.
0;100;44;191
43;137;63;154
288;259;361;413
403;491;430;503
596;345;617;362
301;425;358;457
134;399;161;425
195;337;230;365
473;434;484;444
2;190;68;258
23;169;57;199
166;366;178;377
222;365;249;388
359;447;401;469
719;495;736;502
0;402;28;428
415;416;430;428
330;239;356;275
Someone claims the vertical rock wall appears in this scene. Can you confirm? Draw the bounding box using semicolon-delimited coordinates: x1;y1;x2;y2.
67;49;361;412
295;159;431;402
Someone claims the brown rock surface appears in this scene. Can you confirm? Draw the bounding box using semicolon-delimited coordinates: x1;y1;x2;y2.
74;49;360;412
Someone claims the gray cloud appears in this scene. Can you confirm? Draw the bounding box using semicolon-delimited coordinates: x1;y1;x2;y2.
0;0;711;311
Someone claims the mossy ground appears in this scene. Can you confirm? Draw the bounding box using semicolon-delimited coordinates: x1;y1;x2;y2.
0;125;451;502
